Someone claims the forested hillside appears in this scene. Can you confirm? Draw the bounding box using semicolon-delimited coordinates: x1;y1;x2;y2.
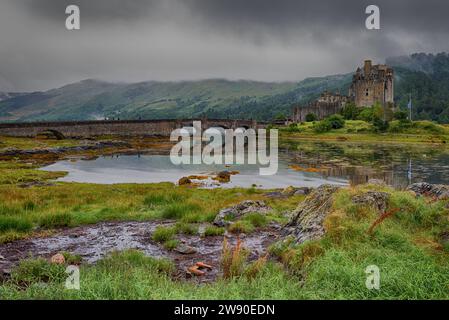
0;52;448;122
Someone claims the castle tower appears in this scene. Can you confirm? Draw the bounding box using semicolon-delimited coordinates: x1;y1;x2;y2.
349;60;394;108
364;60;372;75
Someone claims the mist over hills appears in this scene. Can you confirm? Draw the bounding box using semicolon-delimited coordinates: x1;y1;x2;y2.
1;53;449;123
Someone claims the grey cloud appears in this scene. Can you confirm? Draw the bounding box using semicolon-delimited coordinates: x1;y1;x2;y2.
0;0;448;92
19;0;161;22
181;0;449;38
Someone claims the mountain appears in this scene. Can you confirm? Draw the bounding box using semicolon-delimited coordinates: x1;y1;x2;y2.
0;76;350;122
388;52;449;123
0;92;27;102
1;52;449;123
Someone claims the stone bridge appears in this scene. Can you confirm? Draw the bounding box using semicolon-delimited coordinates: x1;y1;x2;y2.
0;119;265;138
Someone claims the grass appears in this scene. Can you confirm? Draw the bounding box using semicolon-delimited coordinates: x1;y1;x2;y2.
0;136;81;151
281;120;449;145
228;220;255;234
163;239;180;250
0;136;448;299
0;181;278;243
1;191;449;300
9;258;67;287
243;213;268;228
38;213;72;229
0;250;303;299
0;161;66;185
151;226;177;243
0;216;33;233
175;222;198;235
203;225;225;237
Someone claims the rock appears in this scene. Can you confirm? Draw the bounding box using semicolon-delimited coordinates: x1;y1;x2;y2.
352;191;390;213
178;177;192;186
281;186;296;196
294;187;312;196
282;184;340;243
0;254;4;260
187;265;205;276
213;171;232;183
213;200;272;227
50;253;65;265
18;181;55;188
0;141;131;158
265;187;312;199
0;269;11;282
264;191;284;199
407;182;449;200
195;261;213;270
174;244;197;255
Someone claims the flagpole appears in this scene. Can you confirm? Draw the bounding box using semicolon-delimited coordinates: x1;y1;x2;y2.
409;93;412;121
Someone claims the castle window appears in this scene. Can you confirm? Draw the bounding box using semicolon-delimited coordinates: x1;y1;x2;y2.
365;89;369;96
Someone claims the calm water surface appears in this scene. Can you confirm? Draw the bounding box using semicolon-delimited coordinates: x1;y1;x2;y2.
41;140;449;189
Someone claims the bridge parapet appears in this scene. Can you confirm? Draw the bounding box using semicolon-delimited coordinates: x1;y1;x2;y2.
0;119;264;138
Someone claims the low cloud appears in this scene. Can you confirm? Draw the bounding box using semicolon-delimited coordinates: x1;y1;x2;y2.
0;0;448;91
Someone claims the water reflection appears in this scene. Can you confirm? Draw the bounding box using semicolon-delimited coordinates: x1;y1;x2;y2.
282;140;449;188
41;140;449;189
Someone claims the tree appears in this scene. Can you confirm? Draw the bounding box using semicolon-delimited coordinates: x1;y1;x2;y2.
326;114;345;129
372;116;389;132
394;110;408;121
305;113;317;122
358;107;375;122
341;102;360;120
313;114;345;133
275;113;286;121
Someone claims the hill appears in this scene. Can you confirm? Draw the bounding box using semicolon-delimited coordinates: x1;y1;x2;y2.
387;53;449;123
0;76;349;122
1;52;449;122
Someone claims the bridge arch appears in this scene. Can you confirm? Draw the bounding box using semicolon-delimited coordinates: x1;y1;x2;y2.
36;129;65;140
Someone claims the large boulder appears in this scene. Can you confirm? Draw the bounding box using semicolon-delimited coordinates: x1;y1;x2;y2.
213;200;271;227
407;182;449;200
352;191;390;213
282;185;340;243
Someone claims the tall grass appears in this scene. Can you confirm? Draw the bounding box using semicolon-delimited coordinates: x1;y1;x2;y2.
0;216;32;233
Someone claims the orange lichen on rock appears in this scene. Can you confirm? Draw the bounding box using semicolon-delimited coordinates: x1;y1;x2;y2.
187;265;205;276
187;261;213;276
289;165;323;173
178;177;192;185
212;170;240;183
195;261;213;270
187;175;209;180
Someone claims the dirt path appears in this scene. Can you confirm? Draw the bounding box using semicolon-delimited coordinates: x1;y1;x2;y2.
0;220;281;282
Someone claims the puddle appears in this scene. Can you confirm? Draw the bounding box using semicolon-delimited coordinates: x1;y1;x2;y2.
0;220;280;282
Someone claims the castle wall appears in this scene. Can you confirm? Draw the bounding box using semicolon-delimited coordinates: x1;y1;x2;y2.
292;102;344;122
353;80;387;107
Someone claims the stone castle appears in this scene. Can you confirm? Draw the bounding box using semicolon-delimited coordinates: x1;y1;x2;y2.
292;60;394;122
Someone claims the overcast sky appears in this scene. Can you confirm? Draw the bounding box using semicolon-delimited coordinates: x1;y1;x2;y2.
0;0;448;92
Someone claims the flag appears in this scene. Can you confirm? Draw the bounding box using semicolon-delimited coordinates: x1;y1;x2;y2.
407;98;412;109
